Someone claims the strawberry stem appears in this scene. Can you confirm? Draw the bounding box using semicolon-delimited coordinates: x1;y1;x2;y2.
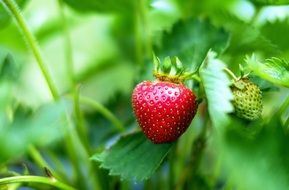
182;72;201;82
223;67;238;81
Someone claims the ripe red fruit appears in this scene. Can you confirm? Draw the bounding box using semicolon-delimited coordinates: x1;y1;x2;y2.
132;81;198;144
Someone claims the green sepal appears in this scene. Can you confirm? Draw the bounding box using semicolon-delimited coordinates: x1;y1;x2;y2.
153;53;161;73
233;79;246;90
162;57;172;73
153;55;196;83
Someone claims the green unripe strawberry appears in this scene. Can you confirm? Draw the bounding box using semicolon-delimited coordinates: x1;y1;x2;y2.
231;78;262;120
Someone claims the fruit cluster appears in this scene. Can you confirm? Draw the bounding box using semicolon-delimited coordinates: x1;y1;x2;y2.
132;56;263;144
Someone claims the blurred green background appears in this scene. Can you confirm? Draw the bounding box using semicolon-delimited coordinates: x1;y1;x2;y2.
0;0;289;189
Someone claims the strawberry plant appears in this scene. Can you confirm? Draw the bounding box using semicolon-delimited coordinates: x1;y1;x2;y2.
0;0;289;190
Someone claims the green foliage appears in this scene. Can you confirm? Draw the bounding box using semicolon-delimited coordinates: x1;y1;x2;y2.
92;132;173;181
246;55;289;88
260;19;289;51
212;11;279;60
248;75;279;92
0;0;27;29
199;51;234;127
62;0;134;14
0;53;18;122
0;53;20;81
79;63;134;104
249;0;289;5
0;0;289;189
156;18;229;71
0;100;67;162
0;25;26;51
0;83;12;124
218;118;289;190
224;18;279;56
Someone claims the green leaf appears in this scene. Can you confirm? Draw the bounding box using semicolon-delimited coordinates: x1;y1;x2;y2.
0;53;20;81
213;11;278;56
249;0;289;5
91;132;173;181
148;0;180;36
0;0;28;29
62;0;134;14
0;100;67;162
199;51;234;127
0;53;19;126
246;55;289;88
260;19;289;51
0;82;12;111
218;118;289;190
222;15;279;56
156;18;229;71
229;29;279;56
79;63;134;104
248;75;279;92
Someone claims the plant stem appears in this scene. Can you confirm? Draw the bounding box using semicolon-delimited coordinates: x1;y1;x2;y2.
1;0;63;183
2;1;98;189
28;146;61;181
223;67;238;81
79;96;125;132
56;3;100;189
57;0;89;151
0;176;76;190
2;0;59;100
27;146;48;170
169;144;177;190
182;72;201;82
175;113;209;190
73;86;90;148
46;150;69;182
134;1;143;66
57;0;74;87
139;0;152;59
64;111;102;190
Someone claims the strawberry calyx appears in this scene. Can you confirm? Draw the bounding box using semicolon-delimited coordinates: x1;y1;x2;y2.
153;55;199;83
223;67;251;88
233;78;247;90
223;64;251;83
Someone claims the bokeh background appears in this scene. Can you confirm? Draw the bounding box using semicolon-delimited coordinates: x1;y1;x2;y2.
1;0;289;189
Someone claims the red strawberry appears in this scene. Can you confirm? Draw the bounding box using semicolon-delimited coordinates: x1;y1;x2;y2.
132;81;198;144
